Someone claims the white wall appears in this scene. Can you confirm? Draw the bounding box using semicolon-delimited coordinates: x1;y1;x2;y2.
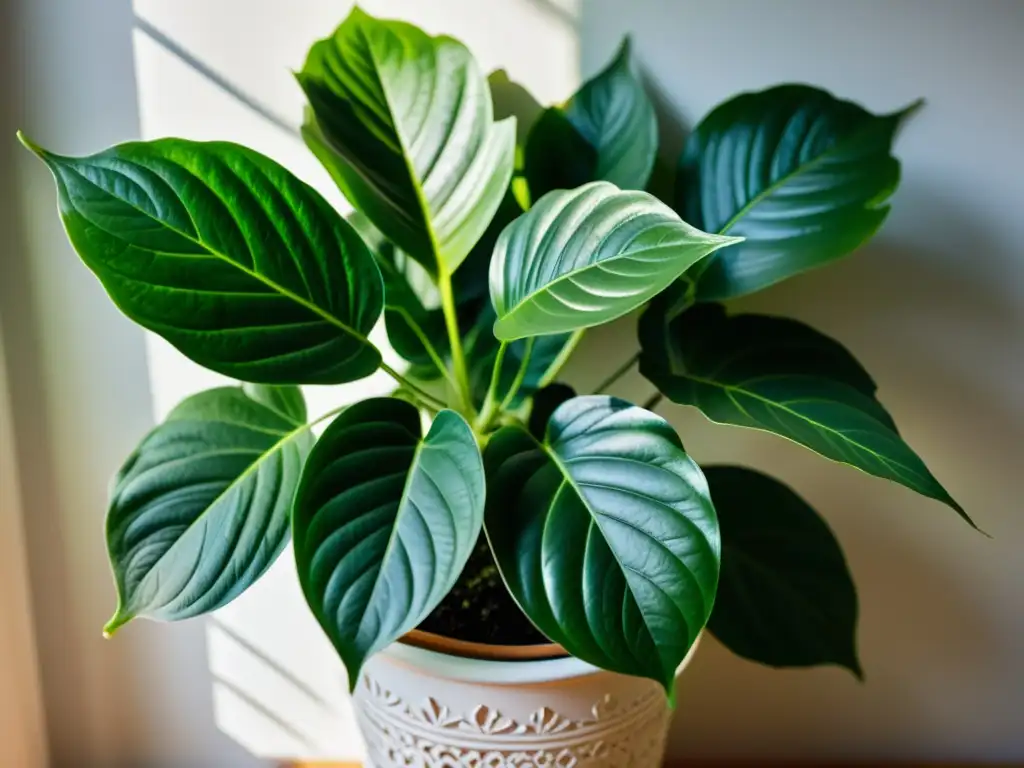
571;0;1023;761
5;0;1021;765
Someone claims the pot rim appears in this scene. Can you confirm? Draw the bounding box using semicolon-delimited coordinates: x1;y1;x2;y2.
384;631;703;686
399;629;567;662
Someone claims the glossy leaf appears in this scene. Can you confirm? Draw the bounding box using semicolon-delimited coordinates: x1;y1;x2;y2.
705;466;862;677
23;135;382;384
524;38;657;201
638;302;970;523
485;395;719;693
564;37;658;191
298;7;515;276
489;181;740;340
677;85;916;300
104;385;313;634
293;398;485;687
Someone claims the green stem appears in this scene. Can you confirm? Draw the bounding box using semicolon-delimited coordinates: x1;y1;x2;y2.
390;307;459;392
379;362;447;411
475;341;508;431
536;329;585;389
593;352;640;394
438;269;472;413
497;337;535;414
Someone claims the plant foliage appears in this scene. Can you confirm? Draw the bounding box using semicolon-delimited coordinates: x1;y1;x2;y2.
22;6;971;696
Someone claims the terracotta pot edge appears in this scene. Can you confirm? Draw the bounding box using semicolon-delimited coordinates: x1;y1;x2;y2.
399;629;568;662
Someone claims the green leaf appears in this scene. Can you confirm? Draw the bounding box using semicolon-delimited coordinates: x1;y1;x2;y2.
22;135;383;385
489;69;543;148
563;37;658;191
523;108;598;202
293;398;485;687
704;466;862;678
298;7;515;276
524;38;657;201
453;188;524;306
677;85;917;300
347;211;446;376
484;395;720;694
528;383;576;438
638;301;971;524
104;385;313;635
489;181;740;340
241;382;306;423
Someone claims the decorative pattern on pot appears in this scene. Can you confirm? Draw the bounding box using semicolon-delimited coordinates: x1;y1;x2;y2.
355;674;672;768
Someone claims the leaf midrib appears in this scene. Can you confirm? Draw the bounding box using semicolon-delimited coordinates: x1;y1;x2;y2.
529;428;679;682
680;371;923;482
498;234;712;336
713;113;890;237
59;161;375;349
123;413;313;615
352;422;428;652
354;22;445;275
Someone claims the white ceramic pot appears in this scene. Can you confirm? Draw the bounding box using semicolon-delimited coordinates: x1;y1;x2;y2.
353;635;698;768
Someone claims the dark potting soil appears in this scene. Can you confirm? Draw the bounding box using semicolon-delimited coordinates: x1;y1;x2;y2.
417;537;549;646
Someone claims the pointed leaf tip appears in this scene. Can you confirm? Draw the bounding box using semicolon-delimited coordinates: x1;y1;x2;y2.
895;97;926;122
102;610;132;639
16;130;45;158
614;35;632;64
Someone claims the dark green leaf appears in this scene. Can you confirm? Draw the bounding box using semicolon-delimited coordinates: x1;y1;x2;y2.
293;398;485;687
563;37;658;191
705;466;862;678
23;135;383;385
524;108;598;201
348;211;447;376
485;395;720;694
524;38;657;201
490;182;740;340
638;301;970;523
677;85;916;300
298;8;515;276
104;385;313;634
528;383;576;438
453;188;524;306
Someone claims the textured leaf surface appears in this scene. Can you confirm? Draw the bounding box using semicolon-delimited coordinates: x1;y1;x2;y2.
299;8;515;275
563;38;658;191
524;39;656;200
104;385;313;633
489;181;740;340
485;395;719;693
677;85;913;300
293;398;485;686
638;302;969;522
705;466;861;677
26;136;382;384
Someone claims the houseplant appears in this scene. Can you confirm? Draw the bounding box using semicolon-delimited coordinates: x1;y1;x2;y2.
20;6;975;766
